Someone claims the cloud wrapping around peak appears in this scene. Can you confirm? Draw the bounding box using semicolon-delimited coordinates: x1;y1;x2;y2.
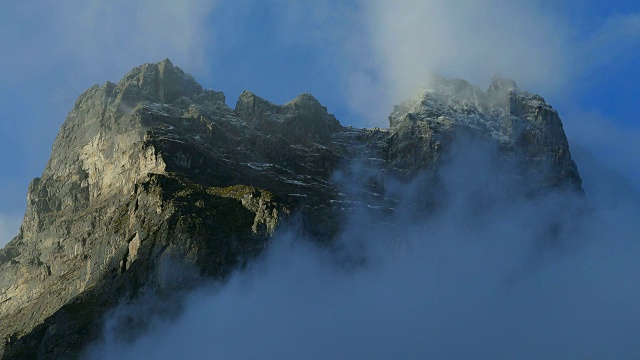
331;0;640;128
358;0;571;111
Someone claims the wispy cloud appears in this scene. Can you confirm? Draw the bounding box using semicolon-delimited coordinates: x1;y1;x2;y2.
353;0;572;122
333;1;640;128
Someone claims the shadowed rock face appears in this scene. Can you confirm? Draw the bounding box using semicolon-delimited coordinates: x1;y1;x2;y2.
388;76;581;192
0;60;582;359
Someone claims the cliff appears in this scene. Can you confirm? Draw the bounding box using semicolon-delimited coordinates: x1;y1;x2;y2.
0;60;582;359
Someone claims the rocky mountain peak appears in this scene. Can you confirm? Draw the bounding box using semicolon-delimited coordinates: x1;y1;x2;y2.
0;61;583;359
385;75;581;190
487;76;517;96
388;77;487;128
389;75;526;128
235;91;340;143
427;76;488;105
118;58;203;104
284;92;323;111
234;90;280;119
282;93;341;140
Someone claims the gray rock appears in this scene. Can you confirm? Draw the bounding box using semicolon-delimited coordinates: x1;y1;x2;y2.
387;76;582;192
0;61;582;359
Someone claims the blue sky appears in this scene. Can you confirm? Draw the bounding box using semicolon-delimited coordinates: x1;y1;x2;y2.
1;0;639;246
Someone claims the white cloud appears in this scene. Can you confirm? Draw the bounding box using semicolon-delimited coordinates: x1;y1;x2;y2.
355;0;572;119
329;0;640;132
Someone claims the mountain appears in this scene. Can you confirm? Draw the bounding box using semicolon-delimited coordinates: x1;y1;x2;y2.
0;59;582;359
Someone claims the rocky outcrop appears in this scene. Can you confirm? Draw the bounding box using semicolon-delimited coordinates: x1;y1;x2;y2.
0;60;582;359
235;91;341;143
387;76;582;192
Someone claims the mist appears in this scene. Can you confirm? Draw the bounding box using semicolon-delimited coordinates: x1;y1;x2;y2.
84;135;640;359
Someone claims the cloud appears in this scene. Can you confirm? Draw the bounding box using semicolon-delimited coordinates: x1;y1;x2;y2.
0;214;21;249
333;1;640;128
352;0;571;121
563;110;640;191
85;137;640;359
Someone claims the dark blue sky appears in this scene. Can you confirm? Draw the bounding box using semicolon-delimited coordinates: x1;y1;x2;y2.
1;0;639;245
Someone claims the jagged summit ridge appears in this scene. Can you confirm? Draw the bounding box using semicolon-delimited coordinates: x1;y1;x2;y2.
390;76;540;128
235;90;341;143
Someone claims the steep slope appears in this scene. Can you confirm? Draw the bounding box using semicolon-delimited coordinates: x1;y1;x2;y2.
0;60;582;359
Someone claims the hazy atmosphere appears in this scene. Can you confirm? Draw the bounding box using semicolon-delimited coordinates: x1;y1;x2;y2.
1;1;640;358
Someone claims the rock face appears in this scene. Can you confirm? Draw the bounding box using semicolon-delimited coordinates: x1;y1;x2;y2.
0;60;582;359
388;76;581;192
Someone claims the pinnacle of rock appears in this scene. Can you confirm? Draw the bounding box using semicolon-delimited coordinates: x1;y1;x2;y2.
235;90;280;118
118;58;203;104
